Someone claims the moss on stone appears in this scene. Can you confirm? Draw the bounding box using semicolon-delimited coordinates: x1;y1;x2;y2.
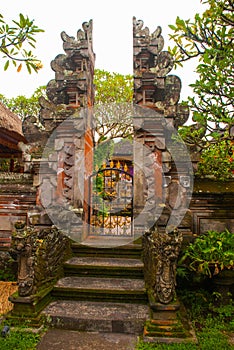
193;179;234;194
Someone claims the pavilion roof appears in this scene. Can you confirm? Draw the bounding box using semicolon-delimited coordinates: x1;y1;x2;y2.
0;102;27;156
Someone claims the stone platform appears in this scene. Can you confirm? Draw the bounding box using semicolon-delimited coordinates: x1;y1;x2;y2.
42;300;150;334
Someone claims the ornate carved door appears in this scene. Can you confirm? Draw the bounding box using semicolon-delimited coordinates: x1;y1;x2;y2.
88;160;133;236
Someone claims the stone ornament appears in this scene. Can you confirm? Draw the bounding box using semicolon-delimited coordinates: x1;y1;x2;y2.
10;221;69;297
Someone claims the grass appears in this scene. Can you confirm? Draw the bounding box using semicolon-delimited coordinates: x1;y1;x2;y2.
0;328;41;350
137;342;197;349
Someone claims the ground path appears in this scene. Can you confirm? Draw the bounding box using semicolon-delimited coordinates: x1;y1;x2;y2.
37;329;138;350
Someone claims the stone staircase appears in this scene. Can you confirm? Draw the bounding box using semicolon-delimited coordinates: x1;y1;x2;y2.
42;238;150;335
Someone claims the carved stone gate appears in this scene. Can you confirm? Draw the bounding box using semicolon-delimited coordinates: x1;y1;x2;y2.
88;160;133;236
32;16;193;246
7;18;199;344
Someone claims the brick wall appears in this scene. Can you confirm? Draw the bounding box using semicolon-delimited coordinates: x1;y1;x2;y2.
0;173;36;249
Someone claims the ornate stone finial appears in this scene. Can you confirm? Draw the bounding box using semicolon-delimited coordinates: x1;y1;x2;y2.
82;19;93;41
61;19;93;47
133;17;189;126
133;16;164;53
133;16;150;42
39;19;95;132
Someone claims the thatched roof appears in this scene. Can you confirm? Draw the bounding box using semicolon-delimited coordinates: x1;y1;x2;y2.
112;139;133;161
0;102;24;137
0;102;27;155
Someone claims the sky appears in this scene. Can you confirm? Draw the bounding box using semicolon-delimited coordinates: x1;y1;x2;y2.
0;0;203;99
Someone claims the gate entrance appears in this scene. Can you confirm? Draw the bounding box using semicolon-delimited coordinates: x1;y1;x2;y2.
88;160;133;236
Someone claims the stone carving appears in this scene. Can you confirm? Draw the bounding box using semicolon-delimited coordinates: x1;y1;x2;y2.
63;144;75;202
39;19;94;132
9;222;35;296
133;17;189;127
133;109;167;230
10;221;69;297
61;20;93;47
143;227;183;304
133;17;164;53
153;228;183;304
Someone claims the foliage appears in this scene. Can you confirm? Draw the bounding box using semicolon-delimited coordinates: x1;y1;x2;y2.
92;142;114;218
93;69;133;145
0;253;16;281
0;85;46;122
196;140;234;180
168;0;234;180
176;265;190;281
178;229;234;278
137;326;233;350
178;288;234;347
93;139;114;169
0;266;16;281
137;341;196;349
0;328;41;350
0;13;44;73
197;329;232;350
94;69;133;104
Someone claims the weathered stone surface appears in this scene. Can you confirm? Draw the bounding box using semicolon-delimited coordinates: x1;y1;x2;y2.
189;179;234;235
43;300;149;334
39;19;94;131
65;256;143;268
9;223;70;297
143;301;197;344
143;227;182;304
63;256;144;279
133;17;189;126
37;329;138;350
55;276;146;292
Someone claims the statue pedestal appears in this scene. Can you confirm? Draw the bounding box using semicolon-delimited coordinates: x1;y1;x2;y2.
143;296;197;344
7;285;53;326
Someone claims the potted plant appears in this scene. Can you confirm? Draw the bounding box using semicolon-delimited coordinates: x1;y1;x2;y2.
178;229;234;303
179;229;234;278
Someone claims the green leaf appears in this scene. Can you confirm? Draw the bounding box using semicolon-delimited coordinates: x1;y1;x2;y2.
4;60;9;70
26;63;32;74
19;13;26;28
168;24;177;31
176;17;185;28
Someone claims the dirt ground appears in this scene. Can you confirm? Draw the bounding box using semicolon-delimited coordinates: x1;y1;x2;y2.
0;281;18;315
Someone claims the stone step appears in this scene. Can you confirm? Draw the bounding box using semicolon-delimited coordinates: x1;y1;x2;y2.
52;276;147;303
42;300;150;334
64;257;144;279
71;241;142;259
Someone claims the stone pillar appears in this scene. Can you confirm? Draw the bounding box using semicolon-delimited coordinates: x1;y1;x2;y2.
133;112;165;237
133;17;195;343
35;20;95;242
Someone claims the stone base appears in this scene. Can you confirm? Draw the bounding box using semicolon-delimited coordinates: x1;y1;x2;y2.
212;270;234;305
143;299;197;344
7;286;53;326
